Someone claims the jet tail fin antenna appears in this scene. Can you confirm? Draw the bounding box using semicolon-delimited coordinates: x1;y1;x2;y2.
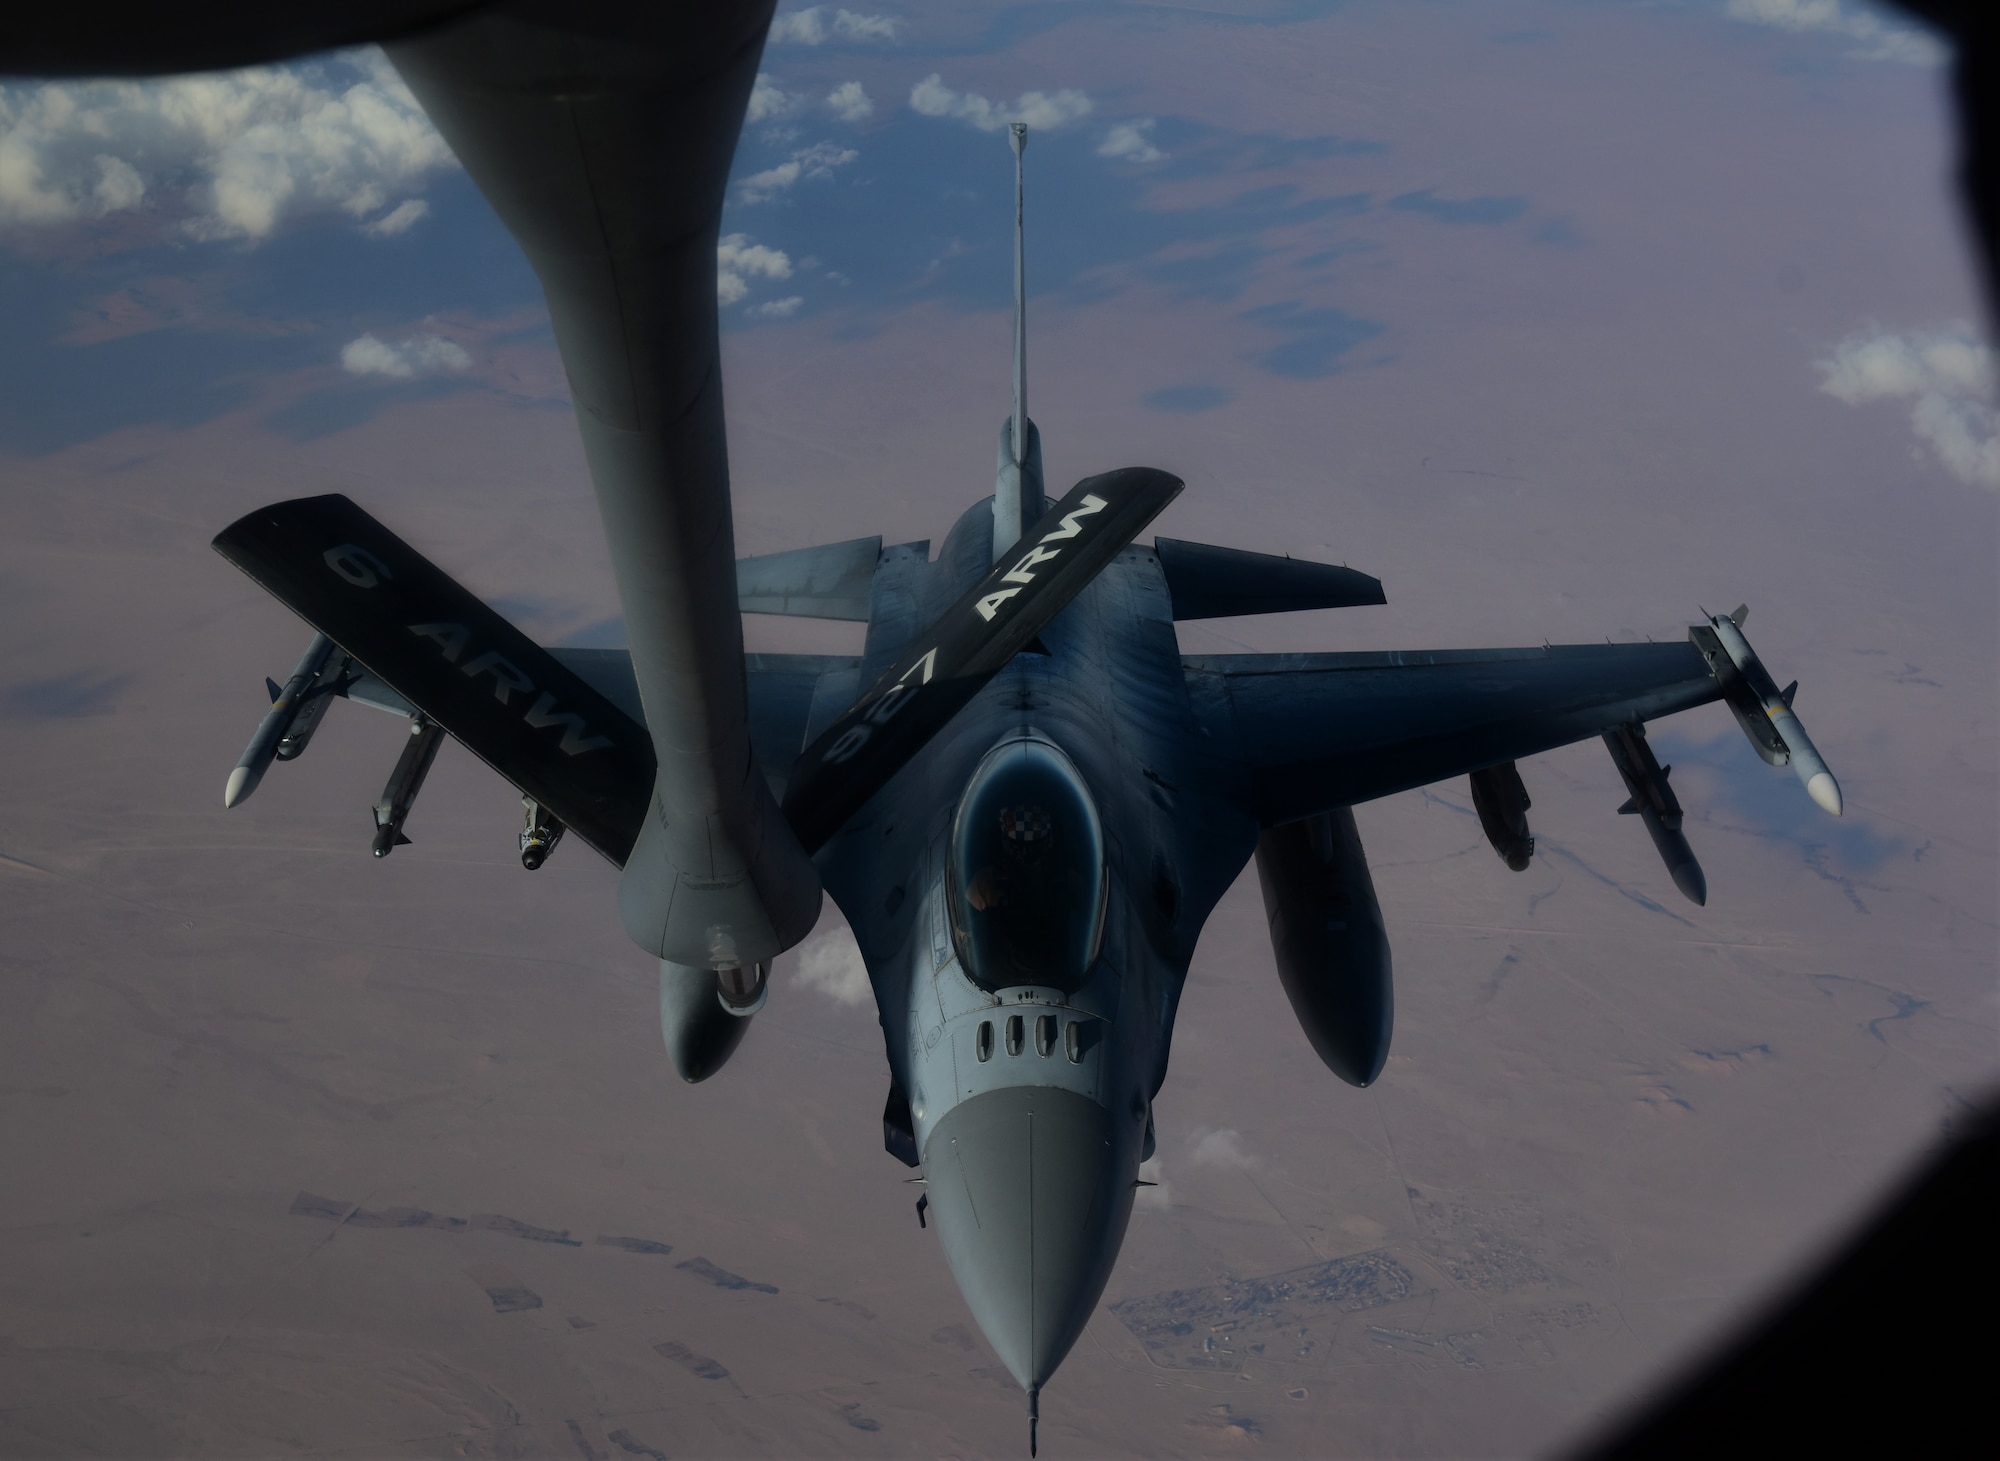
994;123;1046;560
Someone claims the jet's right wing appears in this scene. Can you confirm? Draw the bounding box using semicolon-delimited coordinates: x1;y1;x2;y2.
1184;641;1725;827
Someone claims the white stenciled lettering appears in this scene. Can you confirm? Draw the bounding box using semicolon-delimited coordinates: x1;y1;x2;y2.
867;683;912;726
975;587;1023;621
1002;542;1063;586
1038;492;1108;543
897;648;937;686
325;543;393;588
461;650;533;705
823;724;871;764
524;692;614;755
408;621;469;663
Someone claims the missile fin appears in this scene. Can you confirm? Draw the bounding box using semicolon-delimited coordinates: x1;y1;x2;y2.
266;677;283;703
1781;680;1797;708
1730;604;1748;628
1616;797;1638;815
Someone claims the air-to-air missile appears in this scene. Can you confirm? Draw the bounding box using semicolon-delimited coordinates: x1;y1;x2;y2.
223;633;338;808
1602;720;1707;905
1693;606;1843;817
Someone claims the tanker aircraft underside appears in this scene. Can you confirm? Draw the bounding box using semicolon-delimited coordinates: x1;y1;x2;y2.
4;2;1845;1452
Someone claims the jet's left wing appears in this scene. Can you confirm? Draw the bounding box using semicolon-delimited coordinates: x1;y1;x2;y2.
1184;640;1725;826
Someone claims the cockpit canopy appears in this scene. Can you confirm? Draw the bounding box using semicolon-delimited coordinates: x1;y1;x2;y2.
946;737;1108;993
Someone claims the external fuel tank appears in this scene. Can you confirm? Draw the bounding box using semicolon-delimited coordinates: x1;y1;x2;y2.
1254;808;1393;1087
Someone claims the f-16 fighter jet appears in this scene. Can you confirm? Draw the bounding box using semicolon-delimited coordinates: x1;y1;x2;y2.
5;3;1843;1451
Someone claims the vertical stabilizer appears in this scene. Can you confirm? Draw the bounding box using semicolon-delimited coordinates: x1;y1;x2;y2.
994;123;1045;560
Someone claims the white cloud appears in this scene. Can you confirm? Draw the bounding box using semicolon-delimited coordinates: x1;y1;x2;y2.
339;332;470;380
737;140;858;203
1723;0;1945;65
1189;1127;1255;1169
770;8;900;45
908;74;1093;133
361;198;429;237
748;295;804;319
91;155;146;213
1819;323;2000;489
748;73;798;124
0;49;455;241
794;923;871;1004
827;81;874;124
1098;118;1165;164
716;232;794;306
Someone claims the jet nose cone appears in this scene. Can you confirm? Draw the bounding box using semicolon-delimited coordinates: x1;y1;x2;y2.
922;1085;1139;1393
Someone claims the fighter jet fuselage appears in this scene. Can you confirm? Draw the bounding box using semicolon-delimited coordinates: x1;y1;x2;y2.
822;492;1260;1401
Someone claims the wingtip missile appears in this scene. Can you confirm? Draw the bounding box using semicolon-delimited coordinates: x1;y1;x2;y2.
1696;611;1844;819
1806;769;1844;817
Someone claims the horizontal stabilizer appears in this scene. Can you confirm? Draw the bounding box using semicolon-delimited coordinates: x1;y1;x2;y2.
1154;538;1385;620
213;494;656;865
736;536;881;621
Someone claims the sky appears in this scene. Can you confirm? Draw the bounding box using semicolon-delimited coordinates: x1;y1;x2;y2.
0;2;1993;1457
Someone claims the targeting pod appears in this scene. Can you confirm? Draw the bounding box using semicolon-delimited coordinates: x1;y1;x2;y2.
1469;761;1534;871
223;632;337;807
519;797;565;870
1691;607;1842;816
1602;721;1706;905
371;716;445;857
